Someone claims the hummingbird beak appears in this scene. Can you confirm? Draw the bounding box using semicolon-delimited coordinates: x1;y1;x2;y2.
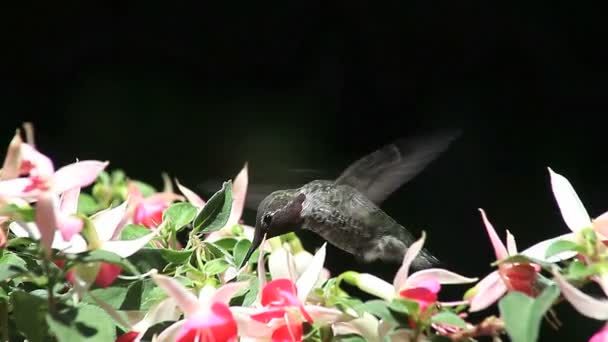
240;225;265;268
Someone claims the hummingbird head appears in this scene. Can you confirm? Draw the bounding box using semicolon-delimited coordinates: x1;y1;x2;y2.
239;191;306;268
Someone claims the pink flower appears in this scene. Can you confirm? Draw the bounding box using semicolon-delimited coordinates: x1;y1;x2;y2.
590;324;608;342
124;178;184;229
151;272;248;342
468;209;542;312
0;141;108;254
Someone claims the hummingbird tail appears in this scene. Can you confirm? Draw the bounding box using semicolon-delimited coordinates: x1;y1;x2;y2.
411;247;441;270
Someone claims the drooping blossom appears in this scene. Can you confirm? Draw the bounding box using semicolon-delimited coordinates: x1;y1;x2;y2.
150;271;249;342
468;209;543;312
126;174;184;229
0;137;108;254
231;236;345;341
111;297;182;342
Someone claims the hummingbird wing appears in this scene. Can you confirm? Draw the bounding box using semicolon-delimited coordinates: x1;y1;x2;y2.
334;129;462;204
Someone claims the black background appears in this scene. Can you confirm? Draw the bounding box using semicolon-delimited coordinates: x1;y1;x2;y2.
2;2;608;340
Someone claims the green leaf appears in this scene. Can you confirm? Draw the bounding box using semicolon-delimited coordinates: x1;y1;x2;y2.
163;202;197;231
545;239;583;259
565;259;596;280
10;291;50;342
47;304;116;342
360;299;396;323
0;252;27;282
77;193;99;215
131;180;157;197
119;224;152;240
388;297;419;320
160;249;193;264
82;287;128;309
233;239;252;267
0;203;35;221
193;180;233;233
431;311;467;328
332;334;367;342
76;249;139;276
498;284;560;342
127;248;170;273
202;259;230;275
214;237;238;251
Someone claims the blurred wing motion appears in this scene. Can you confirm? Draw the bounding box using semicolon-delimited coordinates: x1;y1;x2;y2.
335;129;463;204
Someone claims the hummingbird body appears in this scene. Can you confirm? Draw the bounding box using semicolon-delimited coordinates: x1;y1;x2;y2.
261;179;439;269
239;129;462;270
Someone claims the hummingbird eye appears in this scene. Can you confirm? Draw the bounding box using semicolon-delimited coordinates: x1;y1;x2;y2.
262;214;272;228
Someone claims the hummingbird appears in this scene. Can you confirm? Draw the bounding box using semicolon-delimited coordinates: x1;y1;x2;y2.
239;129;462;270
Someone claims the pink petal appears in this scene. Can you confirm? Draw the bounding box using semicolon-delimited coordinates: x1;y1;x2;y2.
227;163;248;227
134;201;167;228
176;179;205;208
552;270;608;320
468;271;507;312
116;331;139;342
399;285;439;312
152;273;200;316
94;262;122;288
53;161;109;193
176;302;237;342
261;279;300;307
102;231;157;258
295;243;327;302
157;320;186;342
231;309;274;338
20;143;54;177
59;187;80;215
0;178;38;199
211;282;249;305
1;131;22;180
590;324;608;342
548;167;592;232
478;209;508;260
251;307;288;324
35;192;59;257
593;211;608;239
271;321;303;342
304;305;344;324
393;232;427;290
406;269;478;289
57;215;83;241
91;199;128;241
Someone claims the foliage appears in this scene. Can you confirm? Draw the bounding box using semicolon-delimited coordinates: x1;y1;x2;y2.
1;124;608;342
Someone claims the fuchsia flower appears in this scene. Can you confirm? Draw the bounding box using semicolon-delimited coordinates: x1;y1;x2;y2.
0;138;108;255
468;209;544;312
231;237;345;341
346;232;477;306
127;177;184;229
150;272;248;342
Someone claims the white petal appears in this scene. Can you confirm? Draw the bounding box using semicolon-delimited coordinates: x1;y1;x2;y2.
332;312;380;342
151;273;199;316
506;229;518;255
358;273;395;301
102;231;157;258
468;271;507;312
548;167;592;232
406;268;478;289
392;232;426;289
155;320;185;342
296;243;327;301
553;270;608;320
91;199;128;241
268;247;293;280
520;233;578;262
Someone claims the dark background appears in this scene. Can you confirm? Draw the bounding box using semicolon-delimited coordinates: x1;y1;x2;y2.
2;2;607;340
